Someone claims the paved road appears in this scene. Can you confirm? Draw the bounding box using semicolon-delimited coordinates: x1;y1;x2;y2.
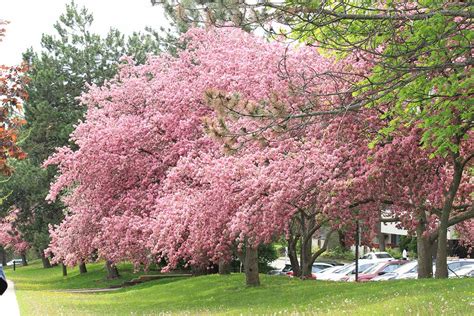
0;280;20;316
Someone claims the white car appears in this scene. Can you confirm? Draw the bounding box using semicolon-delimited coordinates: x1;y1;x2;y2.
318;262;378;281
445;259;474;274
6;259;23;266
360;252;394;261
372;261;418;281
373;259;474;280
316;264;353;281
313;265;344;279
449;265;474;278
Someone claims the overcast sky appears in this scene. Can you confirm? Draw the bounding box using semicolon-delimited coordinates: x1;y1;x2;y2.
0;0;169;65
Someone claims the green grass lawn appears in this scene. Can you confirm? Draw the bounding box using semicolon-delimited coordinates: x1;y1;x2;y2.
5;260;474;315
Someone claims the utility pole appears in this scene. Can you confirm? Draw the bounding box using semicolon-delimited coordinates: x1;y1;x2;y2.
355;220;359;282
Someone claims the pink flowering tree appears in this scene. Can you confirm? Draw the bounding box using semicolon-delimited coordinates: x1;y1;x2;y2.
46;27;368;284
362;127;473;278
207;82;473;280
0;208;30;265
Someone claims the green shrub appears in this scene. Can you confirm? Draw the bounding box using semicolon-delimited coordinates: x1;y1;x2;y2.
321;246;354;261
385;247;402;259
399;236;417;255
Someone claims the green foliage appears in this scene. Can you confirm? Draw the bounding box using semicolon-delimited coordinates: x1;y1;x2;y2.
156;0;250;33
399;236;418;255
321;246;354;261
22;1;163;164
0;1;165;255
8;259;474;315
385;247;402;260
287;1;472;157
257;243;279;273
230;243;279;273
0;160;63;251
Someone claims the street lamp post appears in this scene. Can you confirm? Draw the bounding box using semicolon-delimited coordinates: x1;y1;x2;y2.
355;220;359;282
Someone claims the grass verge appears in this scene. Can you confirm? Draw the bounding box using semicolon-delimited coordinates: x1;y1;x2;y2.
5;260;474;315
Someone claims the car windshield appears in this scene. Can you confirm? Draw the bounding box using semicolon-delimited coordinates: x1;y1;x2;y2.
383;264;403;273
312;264;331;273
360;263;377;273
363;263;387;274
456;261;474;269
334;264;354;274
392;261;418;274
319;266;342;274
345;263;376;275
375;253;392;259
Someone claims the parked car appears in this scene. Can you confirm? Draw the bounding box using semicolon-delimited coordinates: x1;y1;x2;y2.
312;265;344;279
312;262;335;273
317;262;378;281
313;259;344;266
359;252;394;261
307;262;336;279
373;259;474;281
372;261;418;281
314;264;351;281
449;265;474;278
286;262;335;278
267;264;292;275
348;260;408;282
6;259;23;267
444;259;474;275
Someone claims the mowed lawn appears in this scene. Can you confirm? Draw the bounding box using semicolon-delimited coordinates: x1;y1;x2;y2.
5;260;474;315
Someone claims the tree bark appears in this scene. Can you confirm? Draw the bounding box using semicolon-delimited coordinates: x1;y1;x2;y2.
417;219;433;278
191;265;208;276
105;261;120;279
21;252;28;266
377;217;386;251
287;234;301;277
218;259;231;275
435;212;450;278
435;158;463;278
432;140;472;279
244;244;259;286
300;233;313;277
39;250;51;268
338;230;348;250
79;262;88;274
62;263;68;277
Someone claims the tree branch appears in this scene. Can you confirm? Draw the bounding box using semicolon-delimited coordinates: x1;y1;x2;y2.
311;229;335;263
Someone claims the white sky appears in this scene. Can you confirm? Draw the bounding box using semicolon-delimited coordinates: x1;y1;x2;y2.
0;0;169;65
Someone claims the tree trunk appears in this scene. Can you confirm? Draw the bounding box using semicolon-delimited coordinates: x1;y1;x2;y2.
435;212;449;278
62;263;68;277
244;245;259;286
300;234;313;278
218;259;231;275
21;253;28;266
105;261;120;279
191;265;207;276
417;221;433;278
39;250;52;268
0;247;6;266
377;218;386;251
79;262;88;274
338;230;348;250
287;235;301;277
435;153;463;278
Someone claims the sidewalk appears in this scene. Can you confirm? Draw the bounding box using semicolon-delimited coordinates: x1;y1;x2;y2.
0;280;21;316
